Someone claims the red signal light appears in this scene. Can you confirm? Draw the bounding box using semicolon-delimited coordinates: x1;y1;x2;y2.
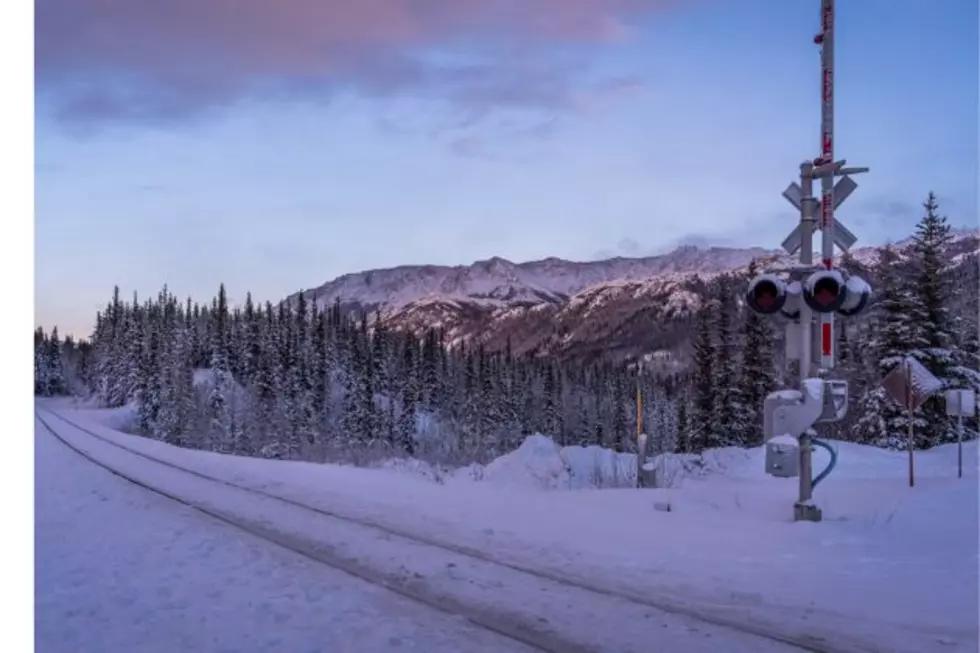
803;271;847;313
755;289;776;309
812;280;839;306
747;274;787;316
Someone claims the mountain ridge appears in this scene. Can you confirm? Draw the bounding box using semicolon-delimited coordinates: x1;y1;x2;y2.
293;227;978;311
293;244;782;312
287;227;979;364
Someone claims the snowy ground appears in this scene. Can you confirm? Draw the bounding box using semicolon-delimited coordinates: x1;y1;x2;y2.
38;399;980;653
35;414;547;653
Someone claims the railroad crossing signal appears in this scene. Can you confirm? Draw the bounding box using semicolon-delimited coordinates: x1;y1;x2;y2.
747;269;870;320
780;174;859;255
777;155;868;373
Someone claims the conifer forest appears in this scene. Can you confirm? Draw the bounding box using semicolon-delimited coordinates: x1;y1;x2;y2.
34;194;980;466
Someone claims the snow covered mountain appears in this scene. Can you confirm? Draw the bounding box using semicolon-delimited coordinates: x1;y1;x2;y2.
290;228;979;363
293;245;779;311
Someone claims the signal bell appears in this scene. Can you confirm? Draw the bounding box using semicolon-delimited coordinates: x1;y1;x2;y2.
802;269;847;313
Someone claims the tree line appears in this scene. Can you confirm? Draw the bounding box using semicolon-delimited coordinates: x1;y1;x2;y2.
33;278;778;465
34;192;976;465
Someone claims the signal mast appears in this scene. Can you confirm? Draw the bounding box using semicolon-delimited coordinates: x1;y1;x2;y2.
747;0;871;523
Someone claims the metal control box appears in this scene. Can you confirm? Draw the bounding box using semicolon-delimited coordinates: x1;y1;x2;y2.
766;436;800;478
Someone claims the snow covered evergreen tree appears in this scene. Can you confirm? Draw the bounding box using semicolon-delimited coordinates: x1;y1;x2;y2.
737;260;775;446
711;275;740;444
909;192;957;445
135;306;163;437
45;327;67;396
853;244;929;448
207;284;235;453
157;316;197;447
397;336;419;456
687;299;718;453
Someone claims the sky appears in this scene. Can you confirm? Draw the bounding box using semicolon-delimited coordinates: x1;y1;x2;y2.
35;0;978;338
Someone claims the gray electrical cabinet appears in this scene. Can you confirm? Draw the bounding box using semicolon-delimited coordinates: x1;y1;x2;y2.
763;390;804;478
763;390;802;442
765;437;800;478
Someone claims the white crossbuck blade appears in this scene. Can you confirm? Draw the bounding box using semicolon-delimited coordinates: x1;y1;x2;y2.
781;176;859;254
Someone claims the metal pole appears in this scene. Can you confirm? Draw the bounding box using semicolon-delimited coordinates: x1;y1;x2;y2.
818;0;836;269
958;410;964;479
798;162;816;508
817;0;836;372
799;163;815;382
796;0;834;517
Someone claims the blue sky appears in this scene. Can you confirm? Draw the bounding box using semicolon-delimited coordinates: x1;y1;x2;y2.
35;0;978;338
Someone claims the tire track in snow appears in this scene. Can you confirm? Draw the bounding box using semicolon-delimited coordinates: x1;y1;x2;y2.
38;406;851;653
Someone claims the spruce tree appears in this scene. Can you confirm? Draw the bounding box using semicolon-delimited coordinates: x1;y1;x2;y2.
135;308;163;437
208;284;234;452
675;387;690;453
45;327;66;396
35;328;48;395
712;275;742;446
397;337;419;455
853;245;928;448
688;299;718;453
157;319;197;448
737;260;776;446
909;192;956;445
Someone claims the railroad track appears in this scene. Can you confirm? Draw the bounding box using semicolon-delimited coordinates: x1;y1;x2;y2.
37;406;878;653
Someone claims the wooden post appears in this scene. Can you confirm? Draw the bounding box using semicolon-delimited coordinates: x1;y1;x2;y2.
636;379;644;488
906;360;914;488
636;380;643;439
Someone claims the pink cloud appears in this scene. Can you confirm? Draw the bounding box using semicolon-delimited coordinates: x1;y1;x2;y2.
36;0;674;123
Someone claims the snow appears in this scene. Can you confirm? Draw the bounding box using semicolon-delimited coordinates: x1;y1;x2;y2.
293;242;787;313
902;355;945;394
770;389;803;401
37;406;796;653
380;435;638;490
43;402;980;653
801;378;824;402
460;434;574;489
844;274;871;296
69;369;245;434
35;413;535;653
768;434;799;447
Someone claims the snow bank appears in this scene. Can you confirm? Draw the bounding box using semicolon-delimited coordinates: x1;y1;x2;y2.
377;457;454;485
377;435;640;491
45;403;980;653
92;402;140;432
445;435;637;490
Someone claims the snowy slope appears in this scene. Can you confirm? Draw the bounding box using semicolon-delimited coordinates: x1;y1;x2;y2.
51;402;980;653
